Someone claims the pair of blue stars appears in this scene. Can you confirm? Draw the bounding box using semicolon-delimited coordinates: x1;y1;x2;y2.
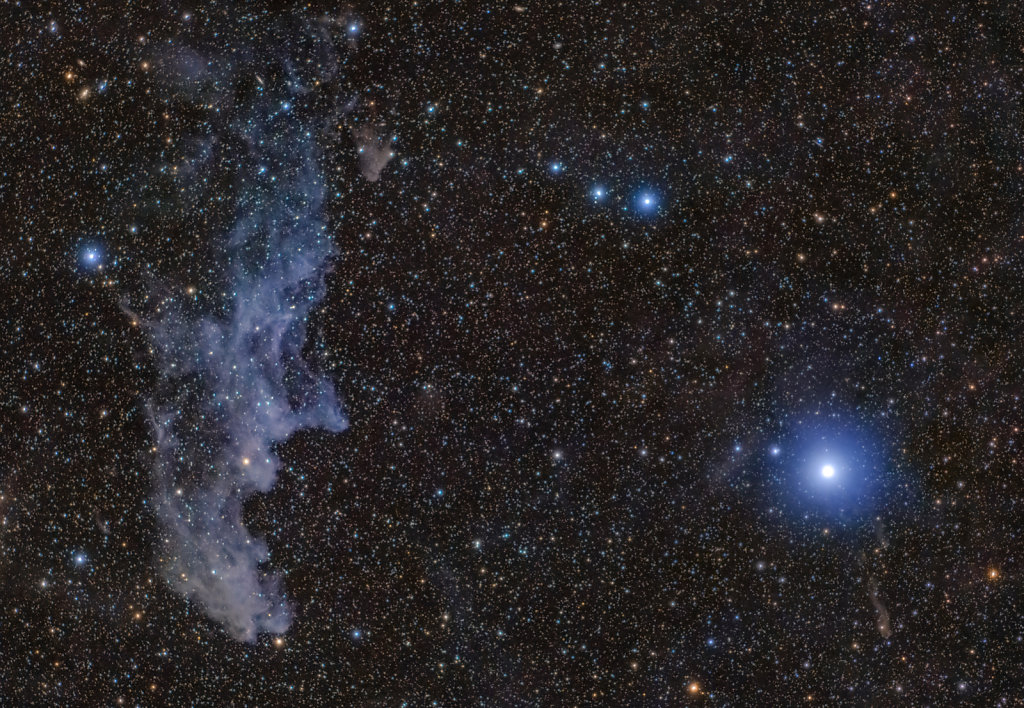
588;185;658;212
546;160;659;211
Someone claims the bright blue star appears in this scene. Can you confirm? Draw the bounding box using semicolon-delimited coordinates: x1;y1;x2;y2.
762;415;892;523
550;162;562;173
637;192;658;211
79;245;103;270
591;186;605;200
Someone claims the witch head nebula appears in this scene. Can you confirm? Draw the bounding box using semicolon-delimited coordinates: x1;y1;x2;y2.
139;19;349;642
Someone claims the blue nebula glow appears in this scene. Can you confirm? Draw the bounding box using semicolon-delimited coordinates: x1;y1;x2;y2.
138;41;347;643
799;439;858;501
763;416;892;521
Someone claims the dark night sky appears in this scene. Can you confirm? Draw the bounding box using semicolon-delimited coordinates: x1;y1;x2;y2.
3;1;1024;705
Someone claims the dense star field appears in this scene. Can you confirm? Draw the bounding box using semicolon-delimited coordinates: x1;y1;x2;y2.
4;1;1024;704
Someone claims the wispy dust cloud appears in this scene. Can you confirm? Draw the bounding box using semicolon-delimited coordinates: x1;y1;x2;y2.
351;123;395;181
140;22;348;642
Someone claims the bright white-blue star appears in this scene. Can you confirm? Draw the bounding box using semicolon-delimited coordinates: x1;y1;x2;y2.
79;245;103;270
767;418;889;521
637;192;658;211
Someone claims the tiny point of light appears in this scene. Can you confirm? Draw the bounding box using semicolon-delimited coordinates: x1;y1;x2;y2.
822;464;835;478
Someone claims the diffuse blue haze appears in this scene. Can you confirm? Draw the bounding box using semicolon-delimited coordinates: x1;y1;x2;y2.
143;53;346;642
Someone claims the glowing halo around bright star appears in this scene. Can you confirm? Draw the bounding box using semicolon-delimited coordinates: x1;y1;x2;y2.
633;190;659;213
77;243;104;271
761;415;893;522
